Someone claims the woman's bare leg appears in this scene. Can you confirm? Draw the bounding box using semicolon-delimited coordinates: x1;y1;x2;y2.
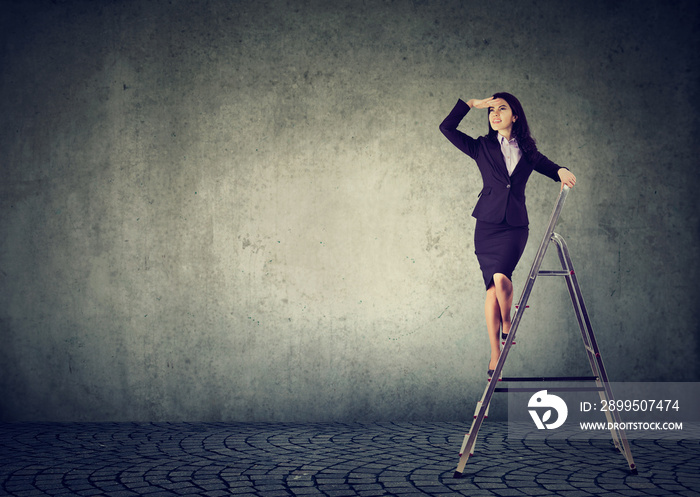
493;273;514;337
484;284;502;370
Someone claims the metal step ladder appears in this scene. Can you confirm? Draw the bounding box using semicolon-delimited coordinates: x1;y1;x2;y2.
453;185;637;478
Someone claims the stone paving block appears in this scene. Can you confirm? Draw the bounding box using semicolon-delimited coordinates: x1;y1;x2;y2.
356;491;387;497
380;480;413;488
351;484;383;491
513;489;557;496
324;490;358;497
289;480;316;487
539;483;580;492
478;482;510;489
347;479;376;485
452;490;499;496
291;488;326;496
413;486;454;495
491;490;528;496
563;492;600;497
229;487;260;495
135;487;172;495
318;484;354;492
316;478;347;485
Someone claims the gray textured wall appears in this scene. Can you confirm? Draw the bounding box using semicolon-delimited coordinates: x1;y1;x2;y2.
1;0;698;422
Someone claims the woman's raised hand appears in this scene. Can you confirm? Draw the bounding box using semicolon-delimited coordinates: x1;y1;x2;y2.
468;97;498;109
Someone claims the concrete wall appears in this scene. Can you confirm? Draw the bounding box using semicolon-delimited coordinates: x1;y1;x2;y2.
1;0;698;422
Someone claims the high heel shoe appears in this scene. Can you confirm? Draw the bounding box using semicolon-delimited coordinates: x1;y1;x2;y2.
488;359;497;378
501;331;509;340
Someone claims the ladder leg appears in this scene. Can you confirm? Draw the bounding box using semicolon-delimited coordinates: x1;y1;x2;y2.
458;382;492;457
454;335;519;477
552;233;637;474
454;388;490;476
455;289;532;478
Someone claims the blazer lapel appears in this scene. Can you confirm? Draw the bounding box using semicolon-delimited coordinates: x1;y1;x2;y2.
485;138;510;179
510;154;532;180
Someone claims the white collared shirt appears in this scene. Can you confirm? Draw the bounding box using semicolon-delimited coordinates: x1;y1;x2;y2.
497;133;522;176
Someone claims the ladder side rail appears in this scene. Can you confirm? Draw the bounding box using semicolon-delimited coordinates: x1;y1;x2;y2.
532;200;637;470
455;281;543;474
592;349;637;470
604;398;637;470
558;256;623;449
455;378;498;474
563;261;623;448
525;186;570;283
455;245;544;477
550;236;599;381
458;381;494;457
552;233;636;472
552;233;620;435
552;234;611;383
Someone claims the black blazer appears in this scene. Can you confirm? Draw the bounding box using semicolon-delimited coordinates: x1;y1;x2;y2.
439;99;563;227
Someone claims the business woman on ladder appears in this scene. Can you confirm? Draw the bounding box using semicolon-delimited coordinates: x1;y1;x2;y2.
439;93;577;378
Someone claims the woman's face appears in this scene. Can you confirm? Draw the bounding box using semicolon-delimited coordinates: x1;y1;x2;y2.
488;98;517;134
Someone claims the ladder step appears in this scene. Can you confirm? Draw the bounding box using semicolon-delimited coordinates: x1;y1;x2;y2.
500;376;599;382
538;270;573;276
495;386;605;393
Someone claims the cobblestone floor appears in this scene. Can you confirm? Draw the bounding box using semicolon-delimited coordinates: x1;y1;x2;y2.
1;421;699;496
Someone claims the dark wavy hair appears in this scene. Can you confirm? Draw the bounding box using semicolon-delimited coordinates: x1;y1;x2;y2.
487;92;537;159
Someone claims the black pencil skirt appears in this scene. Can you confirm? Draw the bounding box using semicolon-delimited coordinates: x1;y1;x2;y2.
474;219;529;289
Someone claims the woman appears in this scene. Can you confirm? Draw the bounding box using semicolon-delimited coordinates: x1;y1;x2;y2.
439;93;576;377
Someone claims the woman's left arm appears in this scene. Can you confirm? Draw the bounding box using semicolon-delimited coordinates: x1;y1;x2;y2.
531;151;576;189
